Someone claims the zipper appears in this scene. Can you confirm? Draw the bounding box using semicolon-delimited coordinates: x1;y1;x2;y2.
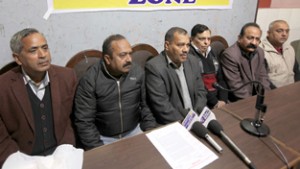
117;80;123;138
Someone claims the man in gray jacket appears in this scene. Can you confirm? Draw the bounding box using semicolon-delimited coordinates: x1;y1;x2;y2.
74;34;156;150
145;27;207;125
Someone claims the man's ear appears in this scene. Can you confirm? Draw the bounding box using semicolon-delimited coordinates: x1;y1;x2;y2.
164;41;169;51
13;53;22;65
237;35;242;43
103;54;111;65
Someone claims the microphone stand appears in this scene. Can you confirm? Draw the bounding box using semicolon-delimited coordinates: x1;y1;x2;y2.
214;81;270;137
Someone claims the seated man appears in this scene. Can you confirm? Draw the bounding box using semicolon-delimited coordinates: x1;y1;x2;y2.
189;24;228;109
220;23;271;102
0;28;76;167
74;34;156;150
291;39;300;70
145;27;207;125
260;20;300;88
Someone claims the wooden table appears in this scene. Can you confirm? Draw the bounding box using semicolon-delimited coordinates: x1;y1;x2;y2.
218;82;300;168
83;134;171;169
83;82;300;169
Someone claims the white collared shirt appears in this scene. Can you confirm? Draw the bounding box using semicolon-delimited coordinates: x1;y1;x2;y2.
22;68;50;100
191;42;212;58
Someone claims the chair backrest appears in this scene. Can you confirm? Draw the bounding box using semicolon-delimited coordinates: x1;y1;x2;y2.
66;49;102;80
211;35;228;48
211;35;229;56
131;43;159;69
0;61;19;75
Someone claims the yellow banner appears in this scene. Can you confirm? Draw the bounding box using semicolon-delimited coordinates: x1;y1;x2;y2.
44;0;232;19
53;0;231;9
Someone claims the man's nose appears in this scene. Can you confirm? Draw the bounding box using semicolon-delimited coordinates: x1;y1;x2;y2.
126;53;132;62
37;48;46;57
183;45;189;52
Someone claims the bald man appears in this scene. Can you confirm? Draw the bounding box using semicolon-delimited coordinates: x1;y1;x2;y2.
260;20;300;88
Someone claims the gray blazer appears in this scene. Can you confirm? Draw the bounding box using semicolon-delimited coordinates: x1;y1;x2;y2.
220;42;271;101
291;39;300;70
145;51;207;125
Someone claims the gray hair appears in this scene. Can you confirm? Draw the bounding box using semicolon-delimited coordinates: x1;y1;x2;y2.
10;28;41;54
268;20;288;31
165;27;188;42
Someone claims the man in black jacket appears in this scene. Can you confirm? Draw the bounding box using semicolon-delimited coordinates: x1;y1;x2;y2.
74;34;156;150
189;24;228;108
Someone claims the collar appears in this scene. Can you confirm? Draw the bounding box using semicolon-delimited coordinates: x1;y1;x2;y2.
191;42;211;58
22;68;50;87
275;46;283;54
102;60;126;80
166;54;183;70
238;43;257;60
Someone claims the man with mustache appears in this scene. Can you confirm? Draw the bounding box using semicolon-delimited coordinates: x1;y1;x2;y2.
74;34;156;150
0;28;77;167
260;20;300;88
220;22;271;102
145;27;207;125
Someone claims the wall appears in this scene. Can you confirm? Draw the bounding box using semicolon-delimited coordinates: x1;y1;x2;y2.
0;0;258;68
256;0;300;45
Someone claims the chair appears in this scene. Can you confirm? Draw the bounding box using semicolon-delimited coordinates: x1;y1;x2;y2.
131;43;159;69
211;35;229;56
211;35;229;48
66;49;102;80
0;61;18;75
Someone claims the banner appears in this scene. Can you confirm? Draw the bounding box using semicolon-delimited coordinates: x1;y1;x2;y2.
44;0;233;19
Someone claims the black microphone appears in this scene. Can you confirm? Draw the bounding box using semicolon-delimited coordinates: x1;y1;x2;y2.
191;121;223;153
213;82;270;137
208;120;256;169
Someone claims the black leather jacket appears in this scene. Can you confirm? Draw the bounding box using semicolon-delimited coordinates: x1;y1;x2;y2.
74;60;156;150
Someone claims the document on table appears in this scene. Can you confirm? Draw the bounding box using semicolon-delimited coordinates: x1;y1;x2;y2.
146;122;218;169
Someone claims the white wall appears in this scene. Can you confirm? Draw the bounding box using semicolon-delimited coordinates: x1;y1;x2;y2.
256;8;300;44
0;0;258;68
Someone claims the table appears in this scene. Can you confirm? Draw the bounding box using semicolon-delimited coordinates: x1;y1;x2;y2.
218;82;300;168
83;134;171;169
204;108;299;169
83;82;300;169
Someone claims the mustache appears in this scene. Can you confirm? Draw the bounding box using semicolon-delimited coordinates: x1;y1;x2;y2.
38;59;50;64
246;44;257;49
123;62;132;68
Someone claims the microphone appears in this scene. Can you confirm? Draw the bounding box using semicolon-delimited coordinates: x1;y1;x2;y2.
212;81;262;93
181;108;223;153
191;121;223;153
208;120;256;169
198;106;216;127
213;82;270;137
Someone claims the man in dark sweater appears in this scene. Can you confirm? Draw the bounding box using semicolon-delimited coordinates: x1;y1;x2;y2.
0;28;77;167
189;24;228;109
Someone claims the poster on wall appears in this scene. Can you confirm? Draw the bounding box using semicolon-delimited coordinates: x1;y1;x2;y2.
44;0;233;19
258;0;300;8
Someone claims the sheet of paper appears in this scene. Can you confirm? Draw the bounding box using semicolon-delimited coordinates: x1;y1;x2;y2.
146;122;218;169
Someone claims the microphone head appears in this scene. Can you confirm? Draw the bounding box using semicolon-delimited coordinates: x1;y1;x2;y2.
207;120;223;136
191;122;208;138
212;82;219;89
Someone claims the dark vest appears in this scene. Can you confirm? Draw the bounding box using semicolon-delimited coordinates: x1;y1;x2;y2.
26;84;57;155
